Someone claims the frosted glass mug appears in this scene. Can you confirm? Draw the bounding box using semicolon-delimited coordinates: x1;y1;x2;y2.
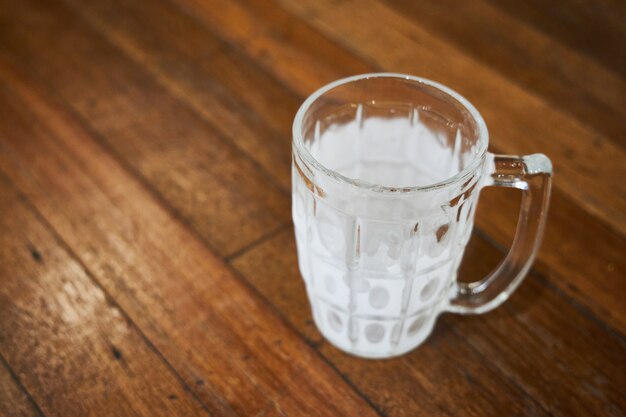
292;74;552;358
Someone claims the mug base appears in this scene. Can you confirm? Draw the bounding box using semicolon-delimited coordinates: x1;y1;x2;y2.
312;313;439;359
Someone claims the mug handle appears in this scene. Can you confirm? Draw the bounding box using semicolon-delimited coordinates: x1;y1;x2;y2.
447;152;553;314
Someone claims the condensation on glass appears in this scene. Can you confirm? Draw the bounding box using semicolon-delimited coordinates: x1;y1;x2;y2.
292;74;552;358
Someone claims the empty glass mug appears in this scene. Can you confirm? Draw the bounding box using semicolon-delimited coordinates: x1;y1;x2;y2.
292;74;552;358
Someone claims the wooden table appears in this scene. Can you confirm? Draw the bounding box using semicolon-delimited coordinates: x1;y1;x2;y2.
0;0;624;415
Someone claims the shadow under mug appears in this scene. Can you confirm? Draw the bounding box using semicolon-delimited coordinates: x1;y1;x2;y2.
292;73;552;359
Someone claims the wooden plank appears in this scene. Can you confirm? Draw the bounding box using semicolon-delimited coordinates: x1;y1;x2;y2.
267;0;626;235
0;1;621;416
383;0;626;144
0;59;379;417
231;227;626;417
485;0;626;74
52;0;335;194
0;358;41;417
0;0;289;257
231;230;551;417
20;0;623;334
453;233;626;417
171;0;626;236
3;0;622;343
152;0;626;332
169;0;371;136
454;235;626;415
62;0;299;191
57;0;372;193
475;187;626;332
0;180;210;417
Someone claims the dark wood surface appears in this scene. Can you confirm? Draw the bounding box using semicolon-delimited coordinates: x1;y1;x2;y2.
0;0;624;415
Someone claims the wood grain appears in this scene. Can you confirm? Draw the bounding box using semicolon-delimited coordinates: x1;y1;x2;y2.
231;228;626;417
0;357;41;417
269;0;626;236
0;0;290;257
485;0;626;73
232;230;551;417
0;58;379;417
132;0;626;331
0;179;209;417
174;0;626;237
0;0;623;415
63;0;298;191
16;0;621;338
383;0;626;144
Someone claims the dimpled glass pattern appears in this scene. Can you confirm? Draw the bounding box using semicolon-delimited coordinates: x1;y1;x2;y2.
292;74;552;358
293;163;480;357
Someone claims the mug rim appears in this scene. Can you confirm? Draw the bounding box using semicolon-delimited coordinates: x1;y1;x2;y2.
292;73;489;193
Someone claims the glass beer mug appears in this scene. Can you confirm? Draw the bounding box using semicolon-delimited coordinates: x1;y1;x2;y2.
292;74;552;358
